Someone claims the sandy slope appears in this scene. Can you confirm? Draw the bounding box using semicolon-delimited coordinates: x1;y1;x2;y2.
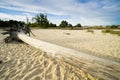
18;32;120;80
0;30;96;80
32;29;120;62
0;29;120;80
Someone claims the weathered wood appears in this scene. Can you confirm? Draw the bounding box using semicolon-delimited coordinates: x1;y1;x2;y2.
1;24;31;43
0;60;2;64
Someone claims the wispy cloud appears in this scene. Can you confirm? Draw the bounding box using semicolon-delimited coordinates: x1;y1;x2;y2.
0;0;120;25
0;12;26;21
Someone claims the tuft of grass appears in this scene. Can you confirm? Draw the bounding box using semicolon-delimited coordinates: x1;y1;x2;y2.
65;33;70;35
102;29;120;36
110;31;120;36
102;29;112;33
86;29;94;33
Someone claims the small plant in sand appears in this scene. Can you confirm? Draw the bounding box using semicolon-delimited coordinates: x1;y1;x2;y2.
102;29;111;35
102;29;120;36
65;32;70;35
102;29;112;33
86;29;94;33
0;60;2;64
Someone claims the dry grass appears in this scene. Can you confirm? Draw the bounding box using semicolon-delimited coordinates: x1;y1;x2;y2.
102;29;120;36
86;29;94;33
65;32;70;35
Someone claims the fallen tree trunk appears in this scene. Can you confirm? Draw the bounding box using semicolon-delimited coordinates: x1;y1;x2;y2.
17;32;120;79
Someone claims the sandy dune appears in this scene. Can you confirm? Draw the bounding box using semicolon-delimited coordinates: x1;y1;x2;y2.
0;30;96;80
32;29;120;62
0;29;120;80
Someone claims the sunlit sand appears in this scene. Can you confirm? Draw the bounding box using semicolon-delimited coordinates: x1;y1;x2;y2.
0;29;120;80
32;29;120;62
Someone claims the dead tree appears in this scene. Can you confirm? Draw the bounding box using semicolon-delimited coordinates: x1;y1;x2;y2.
23;25;30;36
1;24;33;43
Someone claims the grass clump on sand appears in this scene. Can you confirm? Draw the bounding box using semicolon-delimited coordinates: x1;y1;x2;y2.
102;29;120;36
65;32;71;35
86;29;94;33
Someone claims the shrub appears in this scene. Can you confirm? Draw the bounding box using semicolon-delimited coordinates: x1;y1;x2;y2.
110;31;120;36
86;29;94;33
65;33;70;35
102;29;112;33
102;29;120;36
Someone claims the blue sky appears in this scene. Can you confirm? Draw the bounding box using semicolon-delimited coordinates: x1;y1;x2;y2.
0;0;120;26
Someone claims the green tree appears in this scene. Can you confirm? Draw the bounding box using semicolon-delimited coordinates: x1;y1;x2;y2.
110;25;118;29
49;22;57;27
75;23;81;27
0;19;25;28
59;20;68;28
32;13;49;28
68;24;73;27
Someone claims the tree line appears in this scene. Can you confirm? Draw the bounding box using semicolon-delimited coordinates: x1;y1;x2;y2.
0;19;25;28
0;13;119;29
0;13;82;29
29;13;82;28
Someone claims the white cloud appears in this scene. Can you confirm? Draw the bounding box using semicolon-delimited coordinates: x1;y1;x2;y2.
0;13;33;23
0;0;120;25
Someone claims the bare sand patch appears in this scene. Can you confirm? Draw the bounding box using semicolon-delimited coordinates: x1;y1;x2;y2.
0;30;96;80
32;29;120;62
0;29;120;80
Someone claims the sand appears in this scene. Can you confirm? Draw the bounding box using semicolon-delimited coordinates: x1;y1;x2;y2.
32;29;120;62
0;30;96;80
0;29;120;80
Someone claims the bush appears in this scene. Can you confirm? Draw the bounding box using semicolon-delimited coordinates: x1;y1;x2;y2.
102;29;112;33
110;31;120;36
102;29;120;36
106;25;119;29
64;32;70;35
86;29;94;33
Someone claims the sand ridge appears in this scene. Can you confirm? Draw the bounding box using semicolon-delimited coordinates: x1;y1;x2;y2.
0;30;96;80
0;41;96;80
